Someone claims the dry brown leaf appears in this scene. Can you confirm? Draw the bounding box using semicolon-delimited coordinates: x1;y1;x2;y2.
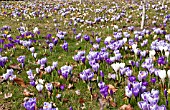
110;101;116;107
79;98;85;104
4;93;12;99
9;64;21;70
23;89;34;96
119;104;133;110
68;83;74;89
70;76;79;83
14;78;27;87
52;82;61;88
63;98;69;103
0;76;4;83
92;93;98;100
107;84;118;93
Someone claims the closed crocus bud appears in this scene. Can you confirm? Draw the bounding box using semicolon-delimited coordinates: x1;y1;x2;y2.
164;89;168;98
167;70;170;80
165;51;169;60
36;84;43;92
36;68;40;74
125;86;132;98
132;87;140;97
100;70;104;78
158;70;166;84
32;53;37;58
29;47;35;53
149;50;156;58
150;77;156;83
52;61;58;68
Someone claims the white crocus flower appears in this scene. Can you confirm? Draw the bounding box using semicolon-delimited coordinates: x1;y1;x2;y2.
158;70;166;86
149;50;156;58
165;51;169;62
119;63;125;68
159;46;164;53
132;44;137;50
36;84;43;92
167;70;170;80
134;48;138;58
111;63;120;73
104;36;112;44
33;27;39;33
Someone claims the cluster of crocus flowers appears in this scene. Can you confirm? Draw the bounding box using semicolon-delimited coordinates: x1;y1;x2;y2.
80;69;94;82
2;69;16;81
73;50;86;63
60;65;73;79
23;98;36;110
138;89;166;110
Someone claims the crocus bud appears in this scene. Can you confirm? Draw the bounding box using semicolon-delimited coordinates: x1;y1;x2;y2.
158;70;166;84
167;70;170;80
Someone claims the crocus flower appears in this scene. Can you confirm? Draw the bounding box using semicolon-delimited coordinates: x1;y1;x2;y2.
125;86;132;98
62;41;68;52
23;98;36;110
157;56;167;65
83;34;90;41
138;71;148;81
45;83;53;91
100;85;109;98
158;70;166;86
49;43;54;52
60;65;73;79
80;69;94;81
45;66;52;73
17;55;26;68
36;84;43;92
29;47;35;53
43;102;58;110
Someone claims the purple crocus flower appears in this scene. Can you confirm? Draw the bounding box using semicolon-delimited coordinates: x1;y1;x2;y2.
80;69;94;81
100;85;109;98
17;55;25;63
138;71;148;81
60;65;73;79
49;43;54;52
150;78;156;84
45;66;52;73
45;83;53;91
17;55;26;68
60;84;65;91
96;37;101;44
128;76;136;82
62;41;68;52
83;34;90;41
157;56;167;65
23;98;36;110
